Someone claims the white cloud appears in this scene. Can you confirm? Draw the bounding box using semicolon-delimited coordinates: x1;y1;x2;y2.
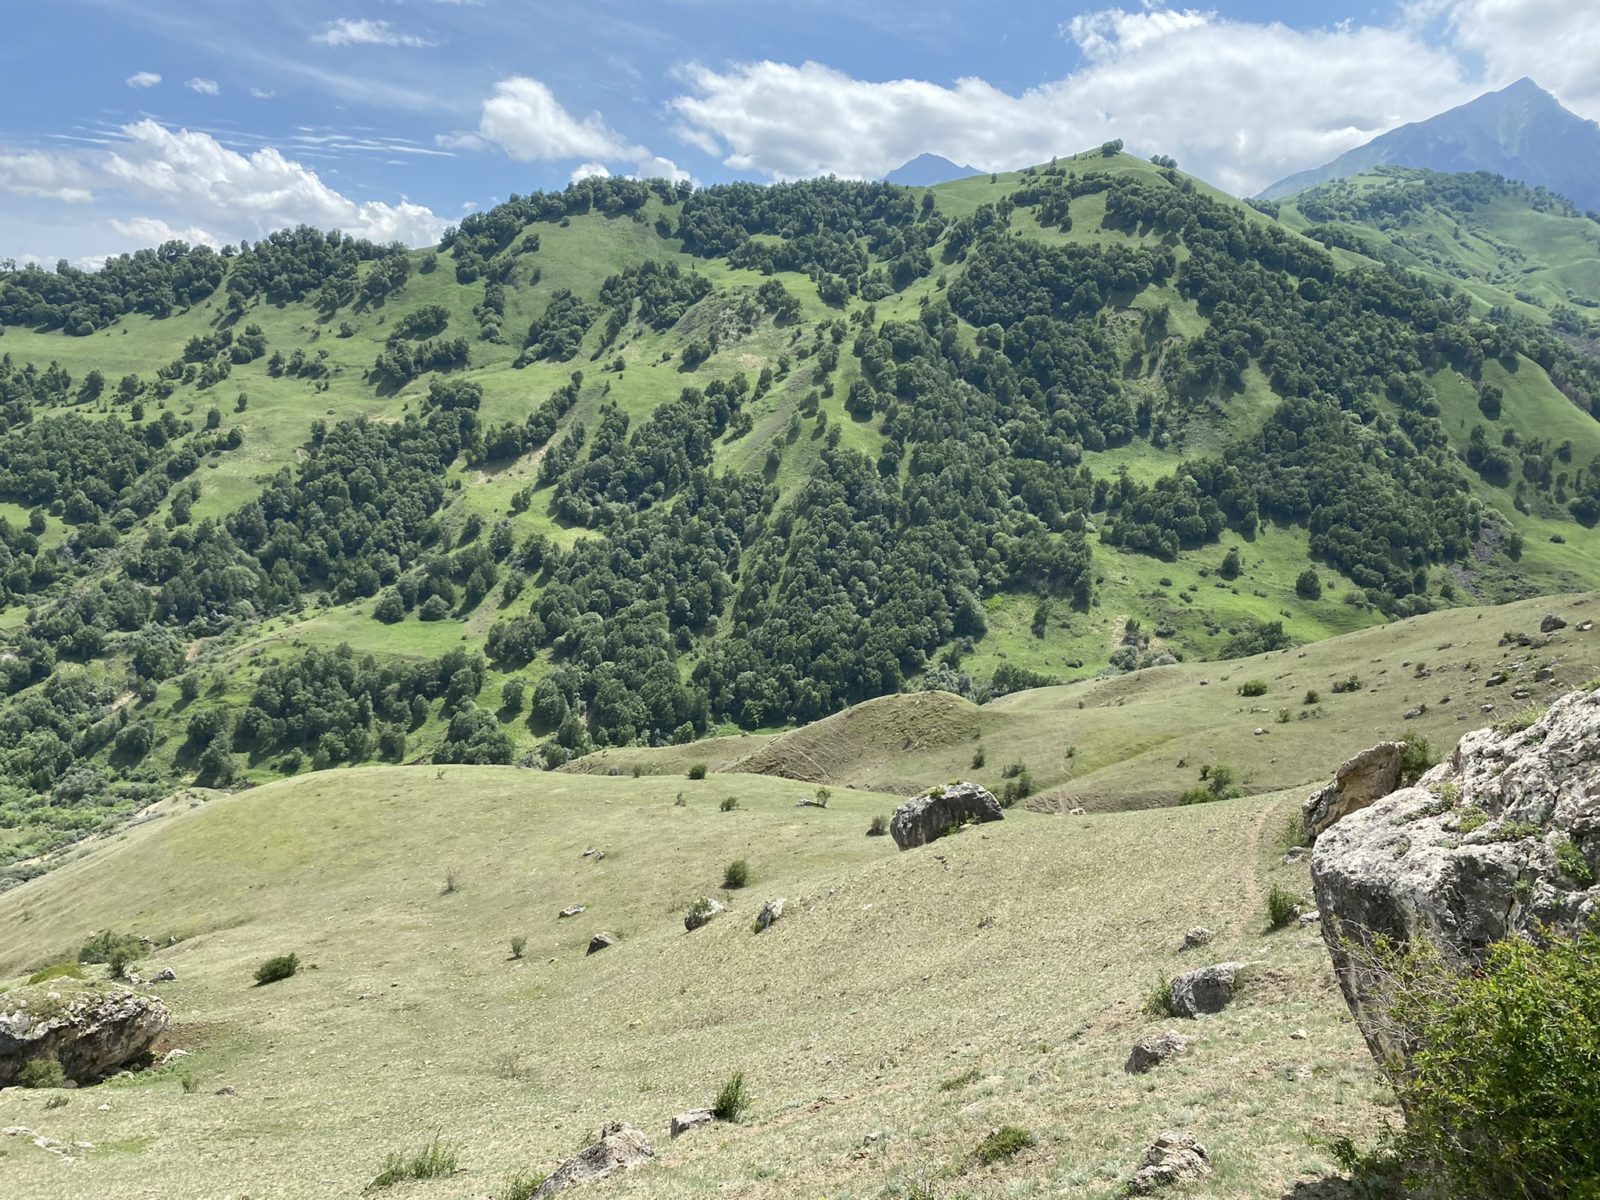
1440;0;1600;119
186;77;220;96
667;3;1600;192
635;155;690;184
99;120;446;244
250;88;276;100
313;18;436;48
110;215;221;248
461;76;634;161
125;71;162;89
570;162;610;184
0;151;95;204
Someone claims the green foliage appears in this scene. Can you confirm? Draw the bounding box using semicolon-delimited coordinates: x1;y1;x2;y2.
971;1124;1035;1165
509;936;526;960
1266;883;1303;930
1237;679;1268;697
1303;689;1320;705
1364;929;1600;1200
938;1066;982;1092
1142;977;1175;1018
1294;569;1322;600
18;1057;67;1089
1495;705;1548;736
687;763;708;781
722;859;751;889
500;1171;547;1200
1332;674;1364;694
867;814;889;837
27;963;86;985
254;952;299;986
78;930;144;968
719;796;739;812
1556;839;1594;884
712;1070;751;1122
1398;733;1437;786
1179;764;1241;805
366;1135;460;1191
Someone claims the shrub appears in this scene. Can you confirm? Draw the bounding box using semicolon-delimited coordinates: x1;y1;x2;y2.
1494;705;1548;736
867;814;889;837
712;1071;751;1122
723;859;751;889
1398;733;1436;786
501;1172;547;1200
254;953;299;986
1237;679;1268;697
1556;839;1594;884
367;1136;460;1191
812;786;830;807
18;1057;67;1089
78;930;144;966
1267;883;1303;930
972;1124;1035;1165
1359;929;1600;1199
1303;689;1320;705
27;963;86;985
1295;568;1322;600
687;763;708;780
1332;673;1363;694
971;746;986;769
1142;976;1175;1017
509;936;526;960
719;796;739;812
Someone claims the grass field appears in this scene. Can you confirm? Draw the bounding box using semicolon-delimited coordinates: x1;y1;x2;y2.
0;763;1388;1199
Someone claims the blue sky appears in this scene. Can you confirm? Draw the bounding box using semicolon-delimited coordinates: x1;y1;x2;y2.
2;0;1596;263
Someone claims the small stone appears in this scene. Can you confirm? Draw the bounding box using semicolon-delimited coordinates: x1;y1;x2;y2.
1282;846;1307;864
1253;727;1266;736
1290;1029;1309;1040
1168;962;1244;1018
683;898;726;931
558;905;586;919
1540;614;1567;633
215;1086;235;1096
863;1130;884;1145
1127;1131;1212;1195
1180;927;1213;951
1068;806;1087;816
159;1049;189;1066
669;1109;714;1139
1125;1033;1191;1074
755;897;786;932
150;968;176;983
1403;706;1424;720
1297;911;1321;927
586;932;617;955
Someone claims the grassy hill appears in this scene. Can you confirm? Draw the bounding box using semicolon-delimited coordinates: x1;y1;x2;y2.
1274;166;1600;324
2;153;1599;877
570;591;1600;804
0;763;1389;1198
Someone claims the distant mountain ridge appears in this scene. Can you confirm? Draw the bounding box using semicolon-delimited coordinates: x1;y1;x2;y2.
883;153;981;186
1261;78;1600;213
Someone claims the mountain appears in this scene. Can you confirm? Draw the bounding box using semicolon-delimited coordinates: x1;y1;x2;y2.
1;151;1598;881
1261;78;1600;213
883;152;981;186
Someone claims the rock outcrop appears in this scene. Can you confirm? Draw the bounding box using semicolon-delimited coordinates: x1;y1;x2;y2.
1168;962;1244;1018
890;781;1003;850
1311;688;1600;1067
0;986;169;1087
1125;1033;1191;1074
1302;741;1404;840
586;932;617;955
1127;1131;1212;1194
669;1109;713;1138
683;898;725;932
754;897;785;932
532;1122;653;1197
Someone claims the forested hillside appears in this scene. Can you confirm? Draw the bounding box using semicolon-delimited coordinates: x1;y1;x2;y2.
2;151;1598;878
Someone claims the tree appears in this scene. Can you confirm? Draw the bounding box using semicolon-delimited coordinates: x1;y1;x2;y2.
1220;547;1242;580
1295;569;1322;600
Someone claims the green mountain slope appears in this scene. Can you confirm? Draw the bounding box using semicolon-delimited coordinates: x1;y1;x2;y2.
1272;166;1600;327
0;152;1598;876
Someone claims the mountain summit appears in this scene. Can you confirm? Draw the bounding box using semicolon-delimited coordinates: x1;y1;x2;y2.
883;153;981;186
1261;78;1600;211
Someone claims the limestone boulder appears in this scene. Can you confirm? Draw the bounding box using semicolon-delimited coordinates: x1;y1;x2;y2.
1127;1131;1212;1194
0;986;169;1087
1302;741;1404;840
890;782;1003;850
532;1122;653;1197
1311;688;1600;1068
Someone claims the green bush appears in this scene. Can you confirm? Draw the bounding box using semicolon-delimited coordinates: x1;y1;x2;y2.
712;1070;751;1122
27;963;86;985
18;1057;67;1089
723;859;751;889
1332;673;1363;694
78;930;145;966
1303;688;1320;705
509;936;526;960
1142;976;1175;1017
1237;679;1268;697
1364;929;1600;1199
1556;839;1594;884
501;1171;547;1200
719;796;739;812
687;763;708;780
254;953;299;986
367;1136;460;1191
1266;883;1303;930
1398;733;1436;786
867;814;889;837
1494;705;1548;736
972;1124;1035;1165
